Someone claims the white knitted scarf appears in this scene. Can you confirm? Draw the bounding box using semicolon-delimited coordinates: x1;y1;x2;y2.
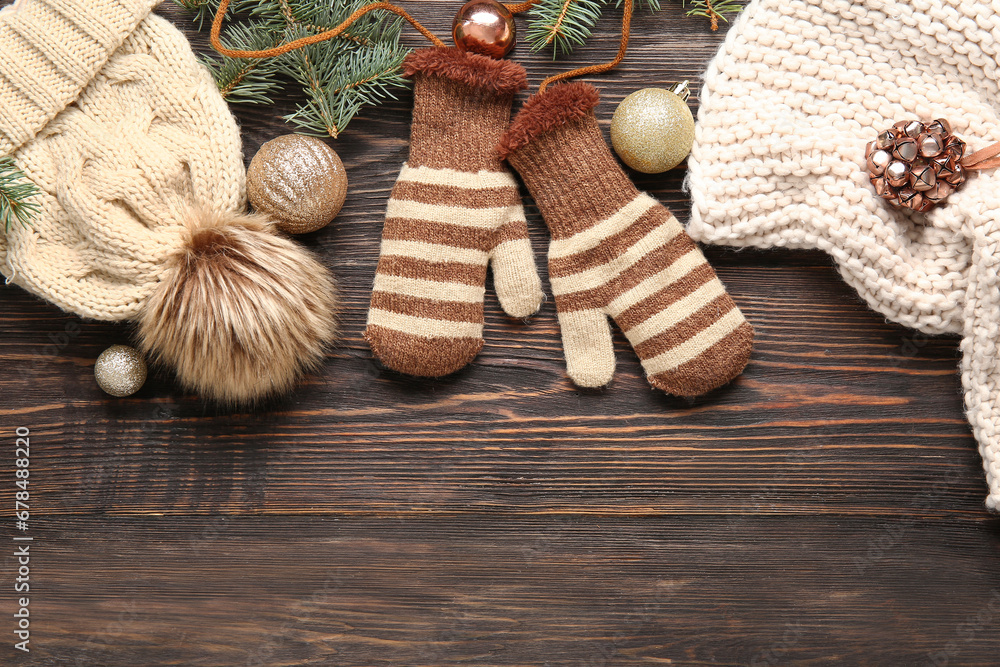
687;0;1000;509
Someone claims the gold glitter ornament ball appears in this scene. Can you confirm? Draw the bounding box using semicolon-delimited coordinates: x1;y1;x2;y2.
95;345;147;398
248;135;348;235
610;84;696;174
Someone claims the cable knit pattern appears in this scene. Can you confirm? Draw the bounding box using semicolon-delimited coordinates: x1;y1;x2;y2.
687;0;1000;509
0;0;246;320
0;0;160;157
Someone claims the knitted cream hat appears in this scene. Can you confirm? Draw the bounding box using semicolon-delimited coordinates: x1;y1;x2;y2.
687;0;1000;508
0;0;337;402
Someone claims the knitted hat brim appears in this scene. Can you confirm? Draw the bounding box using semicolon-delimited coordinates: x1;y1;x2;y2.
686;0;1000;337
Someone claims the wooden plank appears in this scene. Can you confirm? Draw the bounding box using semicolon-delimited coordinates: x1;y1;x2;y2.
0;245;982;519
0;1;996;664
6;516;1000;666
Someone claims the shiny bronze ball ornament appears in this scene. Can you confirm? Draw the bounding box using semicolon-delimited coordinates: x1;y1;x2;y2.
866;119;967;213
452;0;515;59
247;135;348;235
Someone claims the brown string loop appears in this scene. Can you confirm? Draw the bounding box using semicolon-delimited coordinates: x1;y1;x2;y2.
209;0;629;96
210;0;447;58
209;0;543;60
504;0;539;12
962;141;1000;172
537;0;633;94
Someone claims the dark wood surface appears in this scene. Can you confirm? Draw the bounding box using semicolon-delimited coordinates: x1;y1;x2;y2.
3;1;1000;665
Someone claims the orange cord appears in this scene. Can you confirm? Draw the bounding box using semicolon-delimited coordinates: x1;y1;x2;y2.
504;0;539;13
209;0;626;96
210;0;542;59
210;0;446;58
537;0;633;93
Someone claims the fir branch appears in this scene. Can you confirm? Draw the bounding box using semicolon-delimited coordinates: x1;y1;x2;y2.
682;0;743;30
279;39;409;138
172;0;217;30
0;158;40;233
266;0;401;48
171;0;257;30
526;0;607;57
200;22;284;104
178;0;409;136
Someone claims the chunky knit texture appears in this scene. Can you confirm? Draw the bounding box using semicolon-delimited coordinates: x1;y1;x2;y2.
365;48;543;377
1;1;245;319
0;0;338;402
687;0;1000;507
0;0;159;158
501;83;753;396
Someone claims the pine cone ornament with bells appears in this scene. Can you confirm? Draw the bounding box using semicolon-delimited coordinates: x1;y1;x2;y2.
865;119;967;212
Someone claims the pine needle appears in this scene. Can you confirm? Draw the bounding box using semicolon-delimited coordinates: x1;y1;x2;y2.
614;0;661;12
526;0;743;56
172;0;257;30
526;0;607;57
180;0;748;132
200;22;284;104
177;0;410;137
280;38;409;137
682;0;743;30
0;158;40;233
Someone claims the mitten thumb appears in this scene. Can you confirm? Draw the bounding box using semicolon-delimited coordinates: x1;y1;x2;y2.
557;307;615;387
490;209;543;318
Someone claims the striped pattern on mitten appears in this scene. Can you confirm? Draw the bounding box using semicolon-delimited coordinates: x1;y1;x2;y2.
365;48;543;377
499;83;753;396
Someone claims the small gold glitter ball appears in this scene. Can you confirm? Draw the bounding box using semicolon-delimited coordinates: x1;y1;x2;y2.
94;345;147;398
610;84;696;174
247;135;348;235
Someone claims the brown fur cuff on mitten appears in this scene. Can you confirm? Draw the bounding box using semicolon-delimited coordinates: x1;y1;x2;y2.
406;47;527;172
403;47;528;96
498;82;599;159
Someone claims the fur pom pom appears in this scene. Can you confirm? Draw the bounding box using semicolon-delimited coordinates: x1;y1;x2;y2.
138;210;338;404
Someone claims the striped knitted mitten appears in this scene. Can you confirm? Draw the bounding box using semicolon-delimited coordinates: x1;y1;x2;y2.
499;83;753;396
365;48;543;377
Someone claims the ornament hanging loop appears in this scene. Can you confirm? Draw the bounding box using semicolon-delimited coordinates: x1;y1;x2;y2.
670;81;691;102
210;0;447;58
209;0;542;60
537;0;633;94
962;141;1000;172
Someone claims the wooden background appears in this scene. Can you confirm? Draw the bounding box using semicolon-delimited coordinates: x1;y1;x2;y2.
3;1;1000;665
